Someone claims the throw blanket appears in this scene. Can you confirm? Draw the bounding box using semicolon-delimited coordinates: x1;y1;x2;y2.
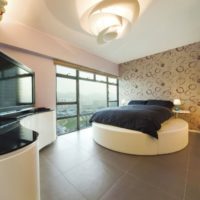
89;105;172;138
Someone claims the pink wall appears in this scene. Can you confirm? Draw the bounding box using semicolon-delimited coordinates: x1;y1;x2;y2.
0;45;56;109
0;22;118;75
0;22;119;109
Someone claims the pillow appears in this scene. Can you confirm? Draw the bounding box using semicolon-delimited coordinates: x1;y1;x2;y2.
146;100;174;109
128;100;147;105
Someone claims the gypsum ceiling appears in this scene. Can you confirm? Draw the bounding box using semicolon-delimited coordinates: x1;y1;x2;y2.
2;0;200;64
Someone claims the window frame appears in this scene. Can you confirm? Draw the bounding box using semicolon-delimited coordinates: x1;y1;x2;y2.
56;64;119;134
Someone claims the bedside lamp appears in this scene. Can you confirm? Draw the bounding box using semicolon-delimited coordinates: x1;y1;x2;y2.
173;99;181;111
121;99;126;106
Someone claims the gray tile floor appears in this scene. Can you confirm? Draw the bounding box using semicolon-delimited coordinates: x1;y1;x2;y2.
40;128;200;200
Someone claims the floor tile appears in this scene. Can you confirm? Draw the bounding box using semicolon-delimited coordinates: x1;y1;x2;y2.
41;143;93;173
40;156;87;200
184;135;200;200
94;147;139;172
58;128;106;156
39;130;200;200
63;157;124;200
185;167;200;200
127;152;188;199
40;133;79;158
100;174;179;200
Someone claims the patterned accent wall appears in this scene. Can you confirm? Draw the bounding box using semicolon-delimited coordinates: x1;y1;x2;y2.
119;42;200;131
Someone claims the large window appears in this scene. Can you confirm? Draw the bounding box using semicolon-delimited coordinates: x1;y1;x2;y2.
56;64;118;135
57;78;76;102
79;80;107;114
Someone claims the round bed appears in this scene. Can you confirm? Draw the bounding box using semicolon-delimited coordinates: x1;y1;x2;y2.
92;118;188;155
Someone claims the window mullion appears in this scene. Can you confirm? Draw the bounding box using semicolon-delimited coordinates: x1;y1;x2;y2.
106;76;109;107
77;70;80;130
117;79;119;106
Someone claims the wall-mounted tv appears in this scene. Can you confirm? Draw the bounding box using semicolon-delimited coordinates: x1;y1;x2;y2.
0;51;35;115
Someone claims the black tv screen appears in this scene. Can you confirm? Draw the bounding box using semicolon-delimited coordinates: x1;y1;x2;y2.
0;51;35;114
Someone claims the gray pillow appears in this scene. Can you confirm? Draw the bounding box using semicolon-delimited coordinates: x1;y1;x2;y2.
128;100;147;105
146;100;173;109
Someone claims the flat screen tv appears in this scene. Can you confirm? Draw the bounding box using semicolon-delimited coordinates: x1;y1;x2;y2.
0;51;35;115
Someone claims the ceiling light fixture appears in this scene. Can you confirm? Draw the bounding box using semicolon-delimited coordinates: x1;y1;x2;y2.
0;0;7;21
80;0;140;44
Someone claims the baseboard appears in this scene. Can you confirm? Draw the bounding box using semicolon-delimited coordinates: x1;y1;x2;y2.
189;129;200;134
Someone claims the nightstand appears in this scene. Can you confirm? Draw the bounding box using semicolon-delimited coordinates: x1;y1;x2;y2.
172;110;190;118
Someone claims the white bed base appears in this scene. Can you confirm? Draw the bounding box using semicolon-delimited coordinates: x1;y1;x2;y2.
92;118;188;155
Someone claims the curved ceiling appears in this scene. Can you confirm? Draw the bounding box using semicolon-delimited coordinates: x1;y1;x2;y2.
3;0;200;64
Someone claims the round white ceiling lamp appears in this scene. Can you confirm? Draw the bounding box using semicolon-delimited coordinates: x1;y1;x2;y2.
80;0;140;44
0;0;7;21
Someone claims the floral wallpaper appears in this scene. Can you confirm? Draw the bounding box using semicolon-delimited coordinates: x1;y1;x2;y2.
119;42;200;131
